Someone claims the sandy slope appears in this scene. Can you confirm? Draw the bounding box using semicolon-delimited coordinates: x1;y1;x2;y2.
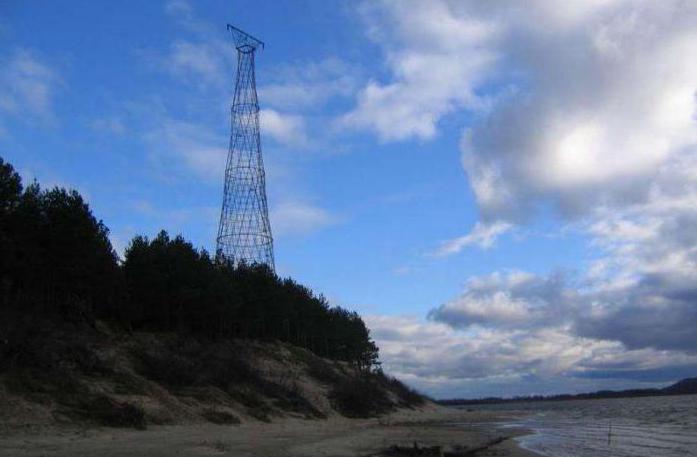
0;406;538;457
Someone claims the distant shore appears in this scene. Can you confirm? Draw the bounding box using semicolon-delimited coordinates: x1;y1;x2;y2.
439;377;697;406
0;406;538;457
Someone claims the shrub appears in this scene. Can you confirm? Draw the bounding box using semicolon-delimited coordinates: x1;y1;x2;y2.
227;388;272;422
84;395;147;430
287;345;343;386
132;348;198;387
380;374;426;408
196;343;260;388
330;374;393;418
261;379;326;419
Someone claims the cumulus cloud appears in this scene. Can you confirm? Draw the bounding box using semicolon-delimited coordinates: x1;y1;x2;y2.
428;271;574;329
349;0;697;395
460;1;697;222
260;109;309;147
340;1;498;141
571;155;697;353
420;264;697;394
257;58;360;152
0;49;58;127
347;1;697;217
428;266;697;352
367;313;697;398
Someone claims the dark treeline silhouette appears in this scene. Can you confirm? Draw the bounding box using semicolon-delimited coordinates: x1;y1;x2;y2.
0;157;378;369
439;377;697;406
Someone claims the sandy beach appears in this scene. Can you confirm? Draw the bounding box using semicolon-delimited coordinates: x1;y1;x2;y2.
0;406;537;457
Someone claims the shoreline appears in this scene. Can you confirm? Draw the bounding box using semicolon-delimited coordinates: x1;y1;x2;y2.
0;406;539;457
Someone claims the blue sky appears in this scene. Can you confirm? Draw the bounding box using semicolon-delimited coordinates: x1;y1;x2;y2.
3;0;697;398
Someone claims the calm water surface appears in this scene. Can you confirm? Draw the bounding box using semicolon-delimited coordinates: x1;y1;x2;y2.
464;395;697;456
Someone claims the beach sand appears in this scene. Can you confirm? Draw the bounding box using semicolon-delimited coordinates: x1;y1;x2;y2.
0;406;538;457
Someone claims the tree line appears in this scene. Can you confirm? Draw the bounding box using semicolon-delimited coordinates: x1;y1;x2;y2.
0;157;379;369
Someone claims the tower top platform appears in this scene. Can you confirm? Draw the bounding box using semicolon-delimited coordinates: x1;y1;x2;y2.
227;24;264;52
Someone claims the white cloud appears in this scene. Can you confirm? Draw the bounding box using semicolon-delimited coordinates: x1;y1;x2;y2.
460;1;697;222
259;58;358;111
433;221;511;256
421;260;697;390
144;2;232;90
346;1;697;396
347;1;697;220
367;313;697;398
429;270;574;329
415;155;697;393
260;109;309;147
164;40;229;88
156;3;348;154
0;49;57;127
270;200;337;238
144;118;227;183
163;0;209;34
164;0;192;19
340;1;499;141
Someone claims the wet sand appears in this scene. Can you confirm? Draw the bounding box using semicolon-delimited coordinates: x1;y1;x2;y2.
0;407;538;457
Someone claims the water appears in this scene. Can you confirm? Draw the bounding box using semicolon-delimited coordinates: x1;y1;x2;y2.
464;395;697;456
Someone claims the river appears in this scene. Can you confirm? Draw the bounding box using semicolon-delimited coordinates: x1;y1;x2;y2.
464;394;697;456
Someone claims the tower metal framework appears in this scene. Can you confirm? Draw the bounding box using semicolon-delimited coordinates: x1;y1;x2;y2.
216;24;274;270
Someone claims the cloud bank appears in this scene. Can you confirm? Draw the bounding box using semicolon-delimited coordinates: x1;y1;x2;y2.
351;0;697;396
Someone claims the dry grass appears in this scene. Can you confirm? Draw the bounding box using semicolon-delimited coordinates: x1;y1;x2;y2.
0;321;426;431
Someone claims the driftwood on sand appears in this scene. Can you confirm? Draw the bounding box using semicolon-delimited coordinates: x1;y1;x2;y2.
370;436;509;457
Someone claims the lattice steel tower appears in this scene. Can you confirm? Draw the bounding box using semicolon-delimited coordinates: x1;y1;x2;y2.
216;25;274;270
